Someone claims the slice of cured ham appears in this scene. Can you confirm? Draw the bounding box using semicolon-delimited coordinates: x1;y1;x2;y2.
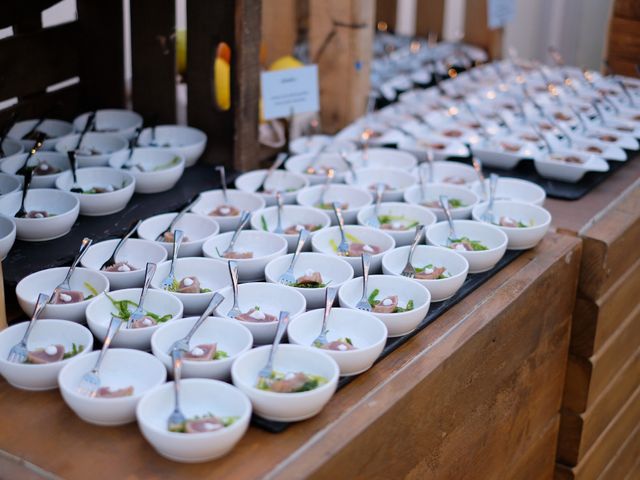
51;289;84;304
27;344;64;364
373;295;398;313
235;308;277;323
183;343;217;361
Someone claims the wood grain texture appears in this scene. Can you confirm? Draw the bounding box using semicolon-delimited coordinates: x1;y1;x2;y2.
415;0;445;38
607;17;640;63
613;0;640;19
511;415;561;480
262;0;298;66
376;0;397;31
463;0;503;59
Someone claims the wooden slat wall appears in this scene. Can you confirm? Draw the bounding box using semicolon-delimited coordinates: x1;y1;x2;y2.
375;0;397;31
605;0;640;77
415;0;445;38
262;0;298;67
464;0;503;59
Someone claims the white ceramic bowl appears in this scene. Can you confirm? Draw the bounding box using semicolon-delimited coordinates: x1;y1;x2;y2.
109;148;185;194
338;275;431;337
1;152;70;188
216;283;307;345
231;344;339;421
289;135;357;155
382;245;469;301
55;132;128;168
150;257;230;315
295;184;373;225
404;183;480;221
0;172;21;195
0;215;16;260
426;220;508;273
0;319;93;390
470;177;546;206
285;152;351;184
345;167;416;202
0;137;24;158
137;125;207;167
9;119;73;150
138;213;220;258
74;109;143;139
264;253;354;309
235;169;309;205
151;316;253;379
356;202;437;246
250;205;331;252
59;349;166;425
533;150;609;183
202;230;288;282
310;225;395;275
190;189;266;232
346;148;418;170
397;135;470;162
287;308;387;376
86;289;184;350
55;167;135;216
136;379;251;462
0;190;79;241
15;267;109;322
472;201;551;250
80;238;168;290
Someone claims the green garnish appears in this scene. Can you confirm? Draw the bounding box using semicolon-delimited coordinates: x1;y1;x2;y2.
63;343;85;359
367;288;414;312
84;281;99;300
200;288;212;293
260;215;269;231
291;281;329;288
105;293;172;323
168;414;238;433
214;350;228;360
448;198;465;208
377;214;419;230
256;371;328;393
449;236;488;251
329;233;363;254
153;156;181;171
414;264;448;279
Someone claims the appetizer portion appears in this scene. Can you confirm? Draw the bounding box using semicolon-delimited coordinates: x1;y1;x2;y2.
448;237;488;251
422;198;465;209
222;250;253;259
162;231;189;243
25;343;84;364
102;261;138;273
283;223;321;235
496;216;529;228
316;201;348;210
106;293;173;325
292;270;327;288
130;316;158;329
167;276;212;294
235;307;277;323
169;414;237;433
209;205;240;217
32;161;61;176
82;184;118;194
256;371;328;393
23;210;53;219
548;154;584;164
378;215;419;231
414;264;448;280
182;343;228;361
368;289;414;313
51;289;85;304
441;176;466;185
95;386;134;398
315;338;356;351
347;242;381;257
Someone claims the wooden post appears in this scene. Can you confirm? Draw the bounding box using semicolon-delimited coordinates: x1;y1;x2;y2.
309;0;375;134
605;0;640;77
262;0;298;67
415;0;445;38
463;0;503;59
376;0;397;32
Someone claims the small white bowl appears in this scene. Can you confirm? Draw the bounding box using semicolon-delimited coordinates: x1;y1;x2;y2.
55;167;136;216
472;201;551;250
264;252;354;309
55;132;128;168
249;205;331;252
0;215;16;260
202;230;288;282
470;177;546;205
74;109;143;139
80;238;168;290
1;152;70;188
310;225;395;275
136;125;207;167
86;289;184;350
287;308;387;376
150;257;230;315
397;135;470;161
138;213;220;258
59;349;166;425
109;148;185;193
426;220;508;273
235;169;309;206
0;137;24;158
16;267;109;322
289;135;357;155
345;167;416;202
346;148;418;170
231;344;339;421
356;202;436;246
0;172;21;195
338;275;431;337
382;245;469;301
0;190;79;241
136;379;252;462
420;161;478;186
296;184;373;225
404;183;480;221
9;118;73;150
216;282;307;345
533;150;609;183
285;152;351;184
190;189;266;232
0;319;93;390
151;316;253;379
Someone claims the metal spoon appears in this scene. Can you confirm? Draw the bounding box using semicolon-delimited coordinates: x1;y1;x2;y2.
278;229;310;285
160;229;184;290
332;202;349;256
16;133;46;176
122;126;143;170
77;316;123;397
226;260;241;318
367;183;384;228
100;219;142;270
311;287;338;347
274;191;285;234
74;111;96;153
400;225;425;278
339;150;358;182
15;168;33;218
317;168;335;206
257;311;290;385
482;174;499;224
169;292;225;353
256;153;287;193
472;158;487;200
126;262;157;328
155;193;201;242
6;293;49;363
221;210;251;257
439;195;459;247
216;165;229;204
167;347;186;431
418;163;428;202
50;237;92;300
67;151;83;193
355;253;372;311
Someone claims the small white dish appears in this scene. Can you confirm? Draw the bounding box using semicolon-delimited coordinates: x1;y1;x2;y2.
58;348;166;425
15;267;109;322
382;245;469;302
86;289;184;350
472;201;551;250
338;274;431;337
0;172;21;195
231;344;339;422
295;184;373;225
471;137;539;169
0;215;16;259
264;252;354;309
287;308;387;376
398;134;470;161
190;189;266;232
0;137;24;158
216;282;306;345
289;135;357;155
0;319;93;391
404;183;479;221
470;177;546;205
418;160;478;186
285;152;351;185
235;169;309;206
151;316;253;379
136;378;252;462
9;119;73;151
345;167;416;202
356;202;436;246
55;132;128;168
311;225;395;275
55;167;136;216
0;189;79;241
109;148;185;193
1;152;70;188
80;238;168;290
346;148;418;170
138;213;220;258
202;230;288;282
426;220;508;273
136;125;207;167
533;149;609;183
74;109;143;139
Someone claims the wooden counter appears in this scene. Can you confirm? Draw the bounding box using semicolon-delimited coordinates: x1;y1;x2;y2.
0;233;581;479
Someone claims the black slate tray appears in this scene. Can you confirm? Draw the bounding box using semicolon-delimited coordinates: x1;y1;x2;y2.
251;248;524;433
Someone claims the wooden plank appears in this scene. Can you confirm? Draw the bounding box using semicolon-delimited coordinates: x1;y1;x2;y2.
415;0;445;38
375;0;397;32
593;411;640;480
262;0;297;66
464;0;503;59
0;83;82;126
571;256;640;357
0;22;80;102
130;0;177;124
606;56;640;78
510;415;560;480
613;0;640;19
308;0;375;133
607;17;640;63
563;304;640;413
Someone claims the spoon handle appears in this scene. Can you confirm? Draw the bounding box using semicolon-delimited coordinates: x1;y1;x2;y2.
57;237;92;289
137;262;157;307
185;292;225;343
16;168;33;217
374;183;384;214
339;150;358;182
216;166;228;203
228;260;240;310
169;229;184;267
76;111;96;150
275;191;284;231
471;158;487;200
265;311;290;372
171;347;183;411
332;202;347;243
289;229;309;270
226;211;251;253
22;293;49;343
361;252;371;294
319;287;338;337
407;225;425;264
93;316;123;373
257;153;287;192
111;219;142;262
439;195;456;239
158;194;200;241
